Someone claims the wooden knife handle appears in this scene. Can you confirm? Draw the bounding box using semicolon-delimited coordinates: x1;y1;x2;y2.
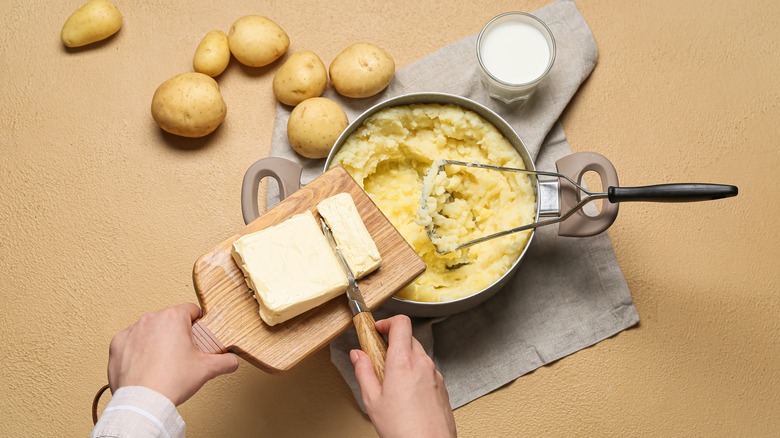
353;311;387;384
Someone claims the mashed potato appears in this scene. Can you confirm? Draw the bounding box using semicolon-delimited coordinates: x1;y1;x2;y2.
330;104;535;302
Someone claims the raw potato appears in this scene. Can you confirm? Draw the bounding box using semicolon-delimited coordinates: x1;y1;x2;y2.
273;51;328;106
193;30;230;77
287;98;348;159
329;43;395;98
228;15;289;67
151;72;227;138
61;0;122;48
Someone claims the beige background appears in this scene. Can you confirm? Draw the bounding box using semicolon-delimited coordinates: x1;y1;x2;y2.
1;0;778;436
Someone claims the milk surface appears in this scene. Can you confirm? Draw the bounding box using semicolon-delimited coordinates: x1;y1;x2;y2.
480;21;551;85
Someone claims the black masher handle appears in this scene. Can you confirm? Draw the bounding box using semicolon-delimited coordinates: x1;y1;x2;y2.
608;184;739;203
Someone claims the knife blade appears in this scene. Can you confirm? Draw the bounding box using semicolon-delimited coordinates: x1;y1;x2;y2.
321;218;387;383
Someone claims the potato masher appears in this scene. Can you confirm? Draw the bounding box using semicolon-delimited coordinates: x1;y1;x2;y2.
421;152;738;254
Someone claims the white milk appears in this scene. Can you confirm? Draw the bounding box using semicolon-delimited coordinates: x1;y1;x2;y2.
480;20;551;85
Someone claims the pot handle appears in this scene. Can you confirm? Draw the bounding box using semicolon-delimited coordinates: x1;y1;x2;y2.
555;152;620;237
241;157;304;225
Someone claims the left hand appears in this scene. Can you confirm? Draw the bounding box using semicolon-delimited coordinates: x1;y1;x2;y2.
107;303;239;406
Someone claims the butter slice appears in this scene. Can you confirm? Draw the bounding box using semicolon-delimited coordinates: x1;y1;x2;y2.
317;193;382;278
231;210;348;326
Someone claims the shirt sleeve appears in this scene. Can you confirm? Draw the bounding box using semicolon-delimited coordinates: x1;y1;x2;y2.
91;386;186;438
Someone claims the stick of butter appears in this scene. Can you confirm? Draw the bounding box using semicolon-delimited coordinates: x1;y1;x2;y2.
317;192;382;278
231;210;348;326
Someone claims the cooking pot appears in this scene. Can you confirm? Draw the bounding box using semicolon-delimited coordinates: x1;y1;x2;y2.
239;92;627;317
241;93;738;316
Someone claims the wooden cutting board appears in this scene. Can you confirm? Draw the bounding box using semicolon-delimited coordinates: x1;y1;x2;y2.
191;166;426;373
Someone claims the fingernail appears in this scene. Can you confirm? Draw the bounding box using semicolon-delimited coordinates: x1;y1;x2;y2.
349;349;359;364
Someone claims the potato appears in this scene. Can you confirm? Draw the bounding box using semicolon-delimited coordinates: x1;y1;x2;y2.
329;43;395;98
273;51;328;106
151;72;227;138
61;0;122;48
287;98;348;159
193;30;230;77
228;16;289;67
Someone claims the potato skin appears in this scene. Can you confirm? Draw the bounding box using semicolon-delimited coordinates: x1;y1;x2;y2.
329;43;395;98
193;30;230;77
287;98;348;159
228;15;289;67
151;72;227;138
273;51;328;106
61;0;123;48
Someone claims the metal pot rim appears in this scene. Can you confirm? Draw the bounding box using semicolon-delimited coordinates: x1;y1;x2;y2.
324;92;540;317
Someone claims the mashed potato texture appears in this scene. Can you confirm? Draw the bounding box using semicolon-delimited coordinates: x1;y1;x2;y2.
330;104;535;302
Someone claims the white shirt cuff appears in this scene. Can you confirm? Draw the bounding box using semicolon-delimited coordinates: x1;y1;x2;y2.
91;386;185;438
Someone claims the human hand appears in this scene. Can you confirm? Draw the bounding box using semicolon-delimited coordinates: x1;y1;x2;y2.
107;303;239;406
351;315;457;438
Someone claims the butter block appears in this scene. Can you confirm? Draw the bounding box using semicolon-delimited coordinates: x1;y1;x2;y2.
317;193;382;278
231;210;348;326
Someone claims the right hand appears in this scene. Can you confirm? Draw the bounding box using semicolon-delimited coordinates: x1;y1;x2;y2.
350;315;457;438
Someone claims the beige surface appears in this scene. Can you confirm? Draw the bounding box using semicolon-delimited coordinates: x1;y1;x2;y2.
0;0;777;436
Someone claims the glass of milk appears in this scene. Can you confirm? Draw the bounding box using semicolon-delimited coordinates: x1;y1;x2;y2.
477;12;556;105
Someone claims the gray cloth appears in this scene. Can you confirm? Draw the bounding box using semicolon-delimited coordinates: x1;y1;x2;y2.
268;0;639;409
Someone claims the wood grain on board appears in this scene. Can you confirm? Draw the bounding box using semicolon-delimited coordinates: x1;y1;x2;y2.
191;166;426;372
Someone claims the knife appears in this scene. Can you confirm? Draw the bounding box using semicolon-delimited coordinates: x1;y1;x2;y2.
321;218;387;383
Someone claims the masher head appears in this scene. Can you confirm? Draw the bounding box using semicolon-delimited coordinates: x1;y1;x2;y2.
416;159;539;255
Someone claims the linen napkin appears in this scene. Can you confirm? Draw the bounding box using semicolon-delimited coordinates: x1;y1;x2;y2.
267;0;639;409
